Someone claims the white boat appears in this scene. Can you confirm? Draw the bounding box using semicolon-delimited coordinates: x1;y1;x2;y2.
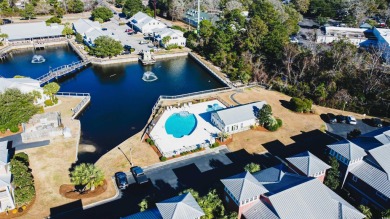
31;55;45;64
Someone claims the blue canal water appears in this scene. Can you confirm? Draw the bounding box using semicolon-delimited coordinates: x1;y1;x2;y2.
0;45;225;162
165;112;197;138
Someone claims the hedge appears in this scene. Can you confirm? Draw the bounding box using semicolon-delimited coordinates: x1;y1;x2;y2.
44;99;54;107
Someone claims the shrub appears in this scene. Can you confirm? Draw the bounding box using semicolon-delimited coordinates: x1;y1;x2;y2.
44;99;54;106
210;142;220;148
0;42;3;46
166;44;180;50
53;97;58;104
276;118;283;127
46;16;61;25
12;209;17;214
150;49;154;53
290;97;312;113
94;17;104;23
171;25;186;32
18;207;23;213
0;126;6;133
38;106;44;113
130;48;135;52
9;125;19;133
119;22;125;26
267;122;279;131
14;152;29;166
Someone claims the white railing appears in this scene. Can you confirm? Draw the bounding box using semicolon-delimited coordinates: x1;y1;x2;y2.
56;92;91;119
56;92;90;97
189;52;234;88
36;60;91;84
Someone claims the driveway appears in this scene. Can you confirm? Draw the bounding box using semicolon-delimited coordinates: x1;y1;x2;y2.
326;119;381;138
0;134;50;150
50;146;279;219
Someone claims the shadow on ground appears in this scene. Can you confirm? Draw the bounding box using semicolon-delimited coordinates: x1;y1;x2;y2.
50;129;341;219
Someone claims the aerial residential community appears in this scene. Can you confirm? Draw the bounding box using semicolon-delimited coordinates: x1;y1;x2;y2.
0;0;389;218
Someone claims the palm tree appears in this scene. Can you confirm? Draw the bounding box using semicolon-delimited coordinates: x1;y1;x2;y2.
217;132;229;142
70;163;104;192
358;205;372;219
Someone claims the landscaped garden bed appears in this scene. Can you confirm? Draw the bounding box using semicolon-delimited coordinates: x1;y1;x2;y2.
59;180;108;199
0;196;35;219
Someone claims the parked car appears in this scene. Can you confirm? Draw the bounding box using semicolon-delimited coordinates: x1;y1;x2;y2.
102;28;108;31
125;29;134;33
327;113;337;124
347;116;357;125
371;118;383;127
115;172;128;190
337;115;347;123
131;166;148;185
139;40;149;45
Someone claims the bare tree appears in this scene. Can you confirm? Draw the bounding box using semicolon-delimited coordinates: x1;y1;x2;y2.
225;0;242;11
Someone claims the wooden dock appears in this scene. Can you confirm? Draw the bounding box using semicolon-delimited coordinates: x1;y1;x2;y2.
36;60;91;85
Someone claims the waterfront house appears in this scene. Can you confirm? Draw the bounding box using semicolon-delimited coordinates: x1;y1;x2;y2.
221;168;364;218
0;22;64;42
286;151;330;183
182;9;220;27
0;141;16;213
0;78;49;105
73;19;116;47
153;28;186;48
211;101;266;134
120;192;205;219
327;127;390;211
128;12;166;34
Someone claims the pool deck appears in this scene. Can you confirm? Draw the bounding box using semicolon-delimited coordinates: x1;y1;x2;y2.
149;100;225;157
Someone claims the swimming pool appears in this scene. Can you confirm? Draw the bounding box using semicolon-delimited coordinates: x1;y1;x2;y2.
165;111;197;138
206;103;224;112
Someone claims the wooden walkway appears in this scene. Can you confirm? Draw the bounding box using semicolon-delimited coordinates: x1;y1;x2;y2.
36;60;91;85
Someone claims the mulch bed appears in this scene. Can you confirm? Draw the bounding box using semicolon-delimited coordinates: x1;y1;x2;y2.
252;126;269;132
0;196;35;219
0;125;22;138
59;180;107;199
216;137;233;145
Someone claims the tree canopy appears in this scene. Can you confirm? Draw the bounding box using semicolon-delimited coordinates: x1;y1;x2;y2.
46;16;61;25
43;82;60;101
92;7;113;22
324;156;340;190
70;163;104;191
10;153;35;206
244;163;261;173
66;0;84;13
21;4;36;20
0;89;39;133
89;36;123;58
123;0;142;18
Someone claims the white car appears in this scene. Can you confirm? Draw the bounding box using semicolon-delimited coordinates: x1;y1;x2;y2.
347;116;357;125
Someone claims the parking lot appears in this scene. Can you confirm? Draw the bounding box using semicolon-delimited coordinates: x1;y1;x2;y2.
100;13;170;53
325;118;383;138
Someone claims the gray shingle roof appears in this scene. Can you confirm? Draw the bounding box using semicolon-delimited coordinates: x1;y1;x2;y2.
327;139;367;161
350;156;390;198
212;101;267;126
267;178;364;219
286;151;330;176
221;171;268;202
156;193;204;219
1;22;64;41
120;209;162;219
242;200;280;219
252;164;287;183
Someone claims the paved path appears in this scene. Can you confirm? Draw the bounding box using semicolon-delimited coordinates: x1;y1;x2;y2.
0;134;50;150
230;92;241;104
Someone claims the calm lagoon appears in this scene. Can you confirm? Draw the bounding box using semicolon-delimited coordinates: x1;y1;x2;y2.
0;45;225;162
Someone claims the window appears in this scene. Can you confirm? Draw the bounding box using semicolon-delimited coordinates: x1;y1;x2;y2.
226;126;229;132
241;123;243;128
352;175;358;182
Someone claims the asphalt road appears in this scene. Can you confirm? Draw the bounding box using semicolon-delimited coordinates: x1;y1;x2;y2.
50;147;279;219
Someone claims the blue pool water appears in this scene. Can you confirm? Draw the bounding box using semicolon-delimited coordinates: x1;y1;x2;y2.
206;103;223;112
165;112;197;138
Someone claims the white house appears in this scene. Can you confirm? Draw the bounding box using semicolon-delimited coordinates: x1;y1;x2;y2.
0;141;15;213
0;22;64;42
316;26;367;46
129;12;166;33
154;28;186;48
372;27;390;64
0;78;49;105
73;19;116;47
211;101;266;134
